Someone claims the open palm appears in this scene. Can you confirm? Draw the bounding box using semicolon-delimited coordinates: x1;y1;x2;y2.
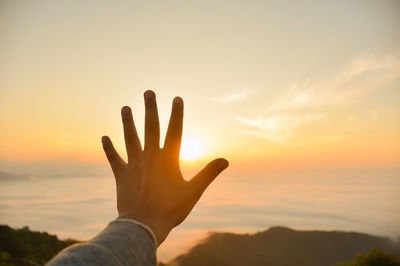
101;90;229;245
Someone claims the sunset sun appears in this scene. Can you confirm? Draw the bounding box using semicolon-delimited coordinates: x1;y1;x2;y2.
180;137;204;161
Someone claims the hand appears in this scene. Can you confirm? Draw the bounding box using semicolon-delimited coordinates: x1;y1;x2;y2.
101;90;229;245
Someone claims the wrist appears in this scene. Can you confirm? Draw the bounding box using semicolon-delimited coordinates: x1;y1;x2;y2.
115;217;159;247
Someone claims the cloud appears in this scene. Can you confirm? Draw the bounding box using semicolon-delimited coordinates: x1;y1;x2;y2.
234;52;400;143
235;114;324;142
268;52;400;112
213;90;250;103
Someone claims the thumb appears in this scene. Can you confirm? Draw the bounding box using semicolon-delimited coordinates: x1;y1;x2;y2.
189;158;229;195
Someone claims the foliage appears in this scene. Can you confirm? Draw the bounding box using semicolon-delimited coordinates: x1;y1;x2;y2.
0;225;78;266
1;224;400;266
336;249;400;266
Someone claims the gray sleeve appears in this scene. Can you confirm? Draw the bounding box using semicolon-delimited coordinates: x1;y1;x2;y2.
46;219;157;266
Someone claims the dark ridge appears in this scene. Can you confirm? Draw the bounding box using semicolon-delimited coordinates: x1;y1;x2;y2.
0;225;79;265
166;226;400;266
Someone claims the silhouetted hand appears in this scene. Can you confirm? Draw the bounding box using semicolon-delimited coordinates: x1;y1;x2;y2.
101;90;229;246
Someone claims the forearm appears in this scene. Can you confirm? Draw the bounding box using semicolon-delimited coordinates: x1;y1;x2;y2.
46;219;157;266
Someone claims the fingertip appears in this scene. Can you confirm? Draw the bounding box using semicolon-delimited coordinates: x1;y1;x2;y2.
173;96;183;105
103;135;113;146
121;106;131;115
189;158;229;194
144;90;156;100
101;136;110;148
217;158;229;171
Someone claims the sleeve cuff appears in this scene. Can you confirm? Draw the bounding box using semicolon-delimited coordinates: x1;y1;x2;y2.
114;218;158;247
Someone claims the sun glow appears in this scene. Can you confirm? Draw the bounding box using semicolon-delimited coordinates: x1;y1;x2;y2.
180;137;204;161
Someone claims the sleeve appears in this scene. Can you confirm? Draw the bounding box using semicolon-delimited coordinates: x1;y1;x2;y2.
46;219;157;266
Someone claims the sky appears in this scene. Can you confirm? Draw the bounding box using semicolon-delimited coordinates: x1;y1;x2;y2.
1;0;400;172
1;1;400;261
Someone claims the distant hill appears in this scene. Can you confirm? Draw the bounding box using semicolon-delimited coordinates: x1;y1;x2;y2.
0;171;28;181
1;225;399;266
0;157;109;178
165;227;400;266
0;225;79;265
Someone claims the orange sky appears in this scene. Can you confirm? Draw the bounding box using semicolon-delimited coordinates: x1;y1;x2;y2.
1;1;399;171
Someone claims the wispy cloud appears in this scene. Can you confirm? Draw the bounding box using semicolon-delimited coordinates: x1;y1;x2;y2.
213;90;250;103
234;52;400;143
235;114;324;142
268;52;400;112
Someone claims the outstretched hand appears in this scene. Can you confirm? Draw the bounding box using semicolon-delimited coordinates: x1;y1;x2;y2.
101;90;229;245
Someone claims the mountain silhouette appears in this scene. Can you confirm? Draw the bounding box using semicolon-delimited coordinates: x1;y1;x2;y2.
164;227;400;266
